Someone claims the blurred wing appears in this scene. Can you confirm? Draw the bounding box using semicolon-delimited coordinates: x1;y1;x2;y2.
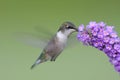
15;32;48;48
14;27;54;48
34;26;54;38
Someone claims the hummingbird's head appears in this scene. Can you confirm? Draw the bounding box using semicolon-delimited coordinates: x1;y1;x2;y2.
58;22;78;37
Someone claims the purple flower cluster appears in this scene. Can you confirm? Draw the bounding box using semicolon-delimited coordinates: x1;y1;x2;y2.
77;21;120;73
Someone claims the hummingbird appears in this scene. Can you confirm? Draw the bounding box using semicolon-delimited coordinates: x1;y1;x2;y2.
31;22;78;69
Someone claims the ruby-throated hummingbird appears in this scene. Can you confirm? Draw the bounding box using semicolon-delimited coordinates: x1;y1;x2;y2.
31;22;78;69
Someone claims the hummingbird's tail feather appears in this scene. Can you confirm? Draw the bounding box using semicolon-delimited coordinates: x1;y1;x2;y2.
31;63;36;69
30;59;41;69
31;51;51;69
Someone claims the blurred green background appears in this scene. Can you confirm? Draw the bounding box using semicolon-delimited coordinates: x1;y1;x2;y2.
0;0;120;80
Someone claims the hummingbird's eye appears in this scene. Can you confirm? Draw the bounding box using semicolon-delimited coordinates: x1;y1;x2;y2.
66;26;73;29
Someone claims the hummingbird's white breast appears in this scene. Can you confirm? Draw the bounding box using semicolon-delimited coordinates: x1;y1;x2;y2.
56;31;68;44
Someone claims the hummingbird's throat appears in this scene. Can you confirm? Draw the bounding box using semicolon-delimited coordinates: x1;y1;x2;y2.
56;31;68;43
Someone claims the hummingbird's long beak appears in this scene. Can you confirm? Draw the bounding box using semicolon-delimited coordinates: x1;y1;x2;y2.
74;27;78;32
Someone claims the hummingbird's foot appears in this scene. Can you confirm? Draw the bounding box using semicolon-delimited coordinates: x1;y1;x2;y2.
50;57;56;61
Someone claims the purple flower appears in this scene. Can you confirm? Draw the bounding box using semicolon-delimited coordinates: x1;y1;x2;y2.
110;59;119;65
91;30;98;36
105;44;112;51
77;31;90;45
106;26;114;33
77;21;120;73
93;41;103;48
110;32;117;38
98;22;106;27
103;37;110;43
78;24;84;32
116;55;120;61
115;65;120;72
109;38;115;44
115;38;120;43
114;44;120;52
103;30;109;36
88;21;97;29
97;32;104;39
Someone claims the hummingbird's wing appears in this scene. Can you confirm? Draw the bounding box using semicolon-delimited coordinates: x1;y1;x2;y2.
15;32;49;48
34;26;54;37
14;26;55;48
